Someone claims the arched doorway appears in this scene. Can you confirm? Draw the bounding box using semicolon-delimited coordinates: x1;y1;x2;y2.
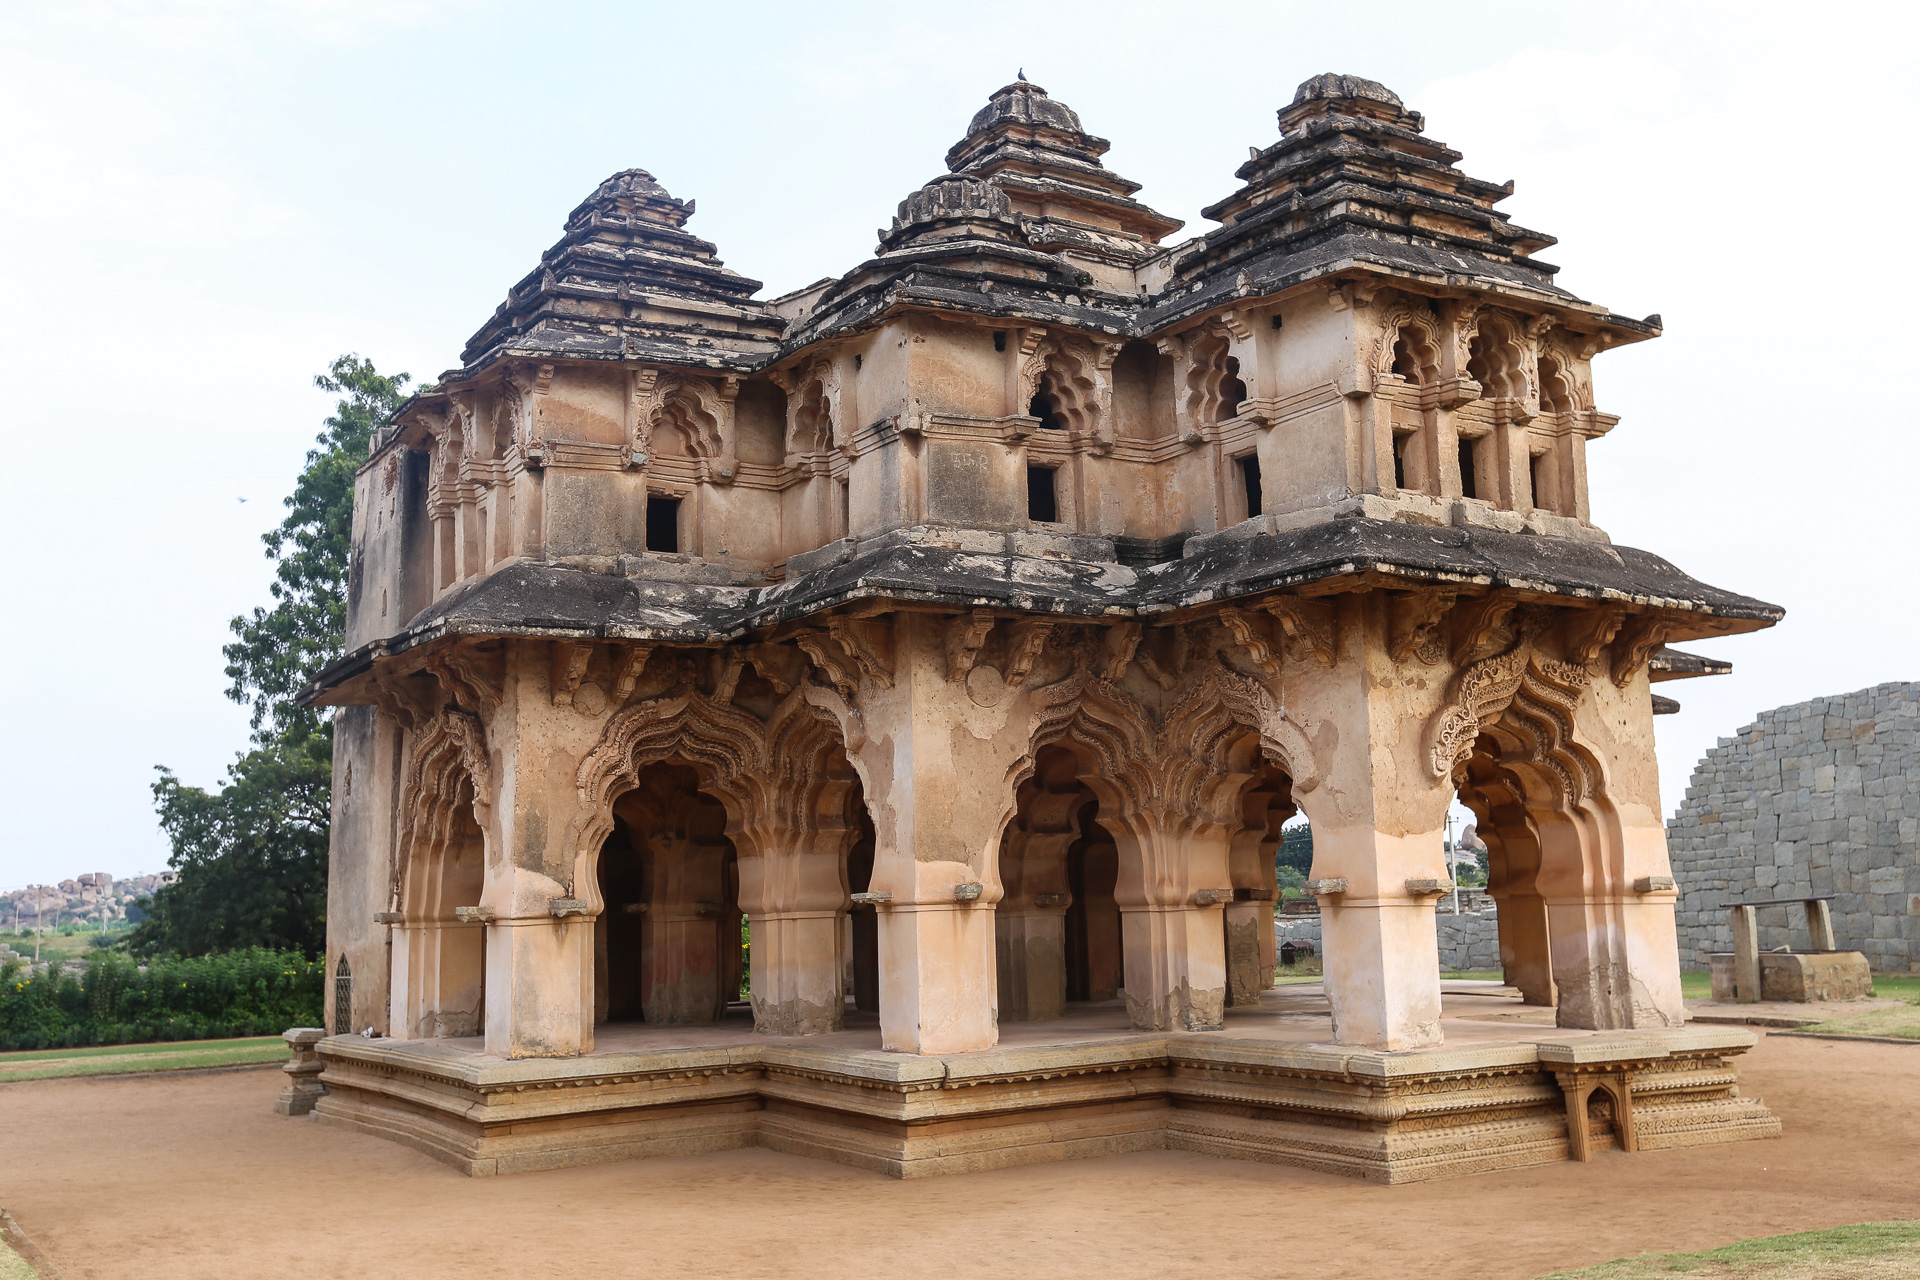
1457;743;1555;1007
593;762;743;1025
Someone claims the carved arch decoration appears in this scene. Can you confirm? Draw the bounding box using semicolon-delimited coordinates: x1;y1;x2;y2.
1425;640;1600;806
784;357;844;457
391;708;492;913
1534;331;1594;413
1373;305;1443;385
1024;337;1106;443
1465;310;1534;404
1180;324;1245;427
1026;662;1321;824
565;677;853;914
628;370;730;461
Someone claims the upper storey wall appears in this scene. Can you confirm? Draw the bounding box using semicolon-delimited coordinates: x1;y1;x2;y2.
347;73;1654;643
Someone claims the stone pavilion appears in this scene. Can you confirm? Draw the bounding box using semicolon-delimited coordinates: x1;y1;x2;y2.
303;74;1784;1181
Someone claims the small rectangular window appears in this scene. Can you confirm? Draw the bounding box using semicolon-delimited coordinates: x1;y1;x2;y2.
1458;438;1478;501
646;496;681;553
1027;466;1058;523
1529;453;1547;512
1392;433;1410;491
1239;454;1263;518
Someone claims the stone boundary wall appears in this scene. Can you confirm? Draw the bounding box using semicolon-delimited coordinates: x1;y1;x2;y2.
1275;910;1501;973
1666;682;1919;972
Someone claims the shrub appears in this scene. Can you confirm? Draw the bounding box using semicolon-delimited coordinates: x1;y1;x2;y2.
0;948;323;1050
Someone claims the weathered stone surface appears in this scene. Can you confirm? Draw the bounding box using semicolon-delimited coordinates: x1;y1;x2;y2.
306;73;1780;1178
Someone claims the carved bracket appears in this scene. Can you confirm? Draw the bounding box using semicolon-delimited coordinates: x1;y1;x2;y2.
946;610;997;682
550;641;592;706
1218;606;1283;679
1389;590;1456;665
1609;615;1672;688
1262;597;1338;667
1002;619;1055;687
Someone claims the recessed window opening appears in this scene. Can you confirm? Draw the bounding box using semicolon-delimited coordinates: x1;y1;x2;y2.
1529;453;1547;513
1217;356;1247;422
993;330;1007;352
838;477;851;537
1393;432;1412;491
1027;465;1059;523
1270;313;1283;329
646;496;681;553
1238;453;1263;518
853;353;862;371
1458;438;1479;501
1028;392;1062;432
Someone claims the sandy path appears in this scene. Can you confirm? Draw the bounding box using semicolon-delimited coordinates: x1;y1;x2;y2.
1;1033;1913;1280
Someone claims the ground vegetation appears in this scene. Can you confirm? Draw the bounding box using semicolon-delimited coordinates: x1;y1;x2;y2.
0;949;323;1050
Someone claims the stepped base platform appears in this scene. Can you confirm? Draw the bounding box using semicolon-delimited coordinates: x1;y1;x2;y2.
310;983;1781;1183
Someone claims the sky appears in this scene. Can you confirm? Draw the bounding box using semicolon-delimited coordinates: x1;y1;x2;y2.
1;0;1914;888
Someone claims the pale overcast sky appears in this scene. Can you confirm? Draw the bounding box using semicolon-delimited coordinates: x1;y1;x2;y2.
1;1;1913;887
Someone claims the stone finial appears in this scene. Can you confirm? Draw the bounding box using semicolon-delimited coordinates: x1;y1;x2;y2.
568;167;694;230
964;79;1085;138
1291;73;1403;110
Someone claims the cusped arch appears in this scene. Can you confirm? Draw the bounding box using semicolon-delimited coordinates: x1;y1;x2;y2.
393;708;491;913
1181;326;1243;427
1374;307;1442;384
567;680;857;914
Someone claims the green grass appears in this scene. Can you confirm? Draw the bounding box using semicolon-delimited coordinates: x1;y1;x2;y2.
0;1237;36;1280
0;1035;286;1082
1678;970;1920;1007
1535;1221;1920;1278
0;931;106;964
1792;1005;1920;1041
1442;970;1505;983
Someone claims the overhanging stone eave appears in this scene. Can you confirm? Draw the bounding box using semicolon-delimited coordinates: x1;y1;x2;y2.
302;520;1780;706
445;336;780;386
1143;241;1605;336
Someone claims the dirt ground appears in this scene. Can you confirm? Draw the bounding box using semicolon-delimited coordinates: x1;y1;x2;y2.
1;1032;1914;1280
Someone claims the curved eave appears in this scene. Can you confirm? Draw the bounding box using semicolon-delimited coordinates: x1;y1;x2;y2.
303;520;1781;707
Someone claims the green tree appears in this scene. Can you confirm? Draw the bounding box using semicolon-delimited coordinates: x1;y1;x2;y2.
133;356;409;958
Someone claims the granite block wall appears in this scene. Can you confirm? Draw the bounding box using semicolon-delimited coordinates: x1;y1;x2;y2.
1667;682;1919;971
1275;908;1502;973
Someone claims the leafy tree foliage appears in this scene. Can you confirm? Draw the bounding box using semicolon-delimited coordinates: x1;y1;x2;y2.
135;356;409;958
227;355;412;739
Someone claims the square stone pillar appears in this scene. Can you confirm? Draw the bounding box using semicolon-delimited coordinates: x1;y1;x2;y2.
1106;821;1234;1031
1312;828;1447;1050
484;915;595;1057
1282;593;1456;1051
996;905;1069;1022
813;613;1039;1055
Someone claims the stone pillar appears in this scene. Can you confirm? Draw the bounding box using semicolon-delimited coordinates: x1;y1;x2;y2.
1312;826;1448;1049
1286;596;1455;1051
814;613;1042;1055
390;920;485;1038
739;827;849;1035
1107;815;1233;1032
996;809;1077;1022
481;646;603;1059
485;914;595;1057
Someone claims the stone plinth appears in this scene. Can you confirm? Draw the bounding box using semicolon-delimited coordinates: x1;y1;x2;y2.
274;1027;328;1116
309;993;1777;1182
1708;951;1874;1003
